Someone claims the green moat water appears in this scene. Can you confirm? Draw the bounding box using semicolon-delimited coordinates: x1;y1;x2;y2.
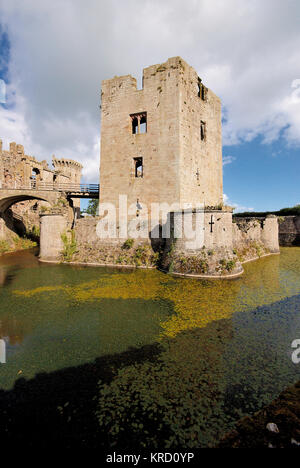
0;247;300;447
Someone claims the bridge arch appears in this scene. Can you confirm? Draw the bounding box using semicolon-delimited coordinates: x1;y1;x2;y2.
0;194;52;213
0;190;73;244
0;190;62;213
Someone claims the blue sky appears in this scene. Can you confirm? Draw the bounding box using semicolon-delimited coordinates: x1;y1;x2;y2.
223;137;300;212
0;26;9;82
0;0;299;213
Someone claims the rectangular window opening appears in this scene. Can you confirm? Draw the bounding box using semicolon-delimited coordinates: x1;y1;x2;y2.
200;121;206;141
197;77;207;101
134;157;143;178
197;78;202;98
130;112;147;134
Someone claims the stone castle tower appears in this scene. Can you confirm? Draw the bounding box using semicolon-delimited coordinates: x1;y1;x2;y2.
99;56;223;218
52;158;83;215
52;157;82;185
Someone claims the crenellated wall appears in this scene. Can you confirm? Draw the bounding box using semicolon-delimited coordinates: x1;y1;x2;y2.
0;139;82;190
52;157;82;184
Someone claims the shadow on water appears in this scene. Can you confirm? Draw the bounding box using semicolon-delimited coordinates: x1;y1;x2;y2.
0;293;299;449
0;342;163;449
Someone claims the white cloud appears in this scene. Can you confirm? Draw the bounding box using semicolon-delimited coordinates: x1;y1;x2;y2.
223;193;254;213
0;84;31;148
0;79;5;103
223;155;236;166
0;0;300;181
280;79;300;145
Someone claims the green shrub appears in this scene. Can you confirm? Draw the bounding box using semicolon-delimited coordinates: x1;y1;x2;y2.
225;259;236;272
61;230;77;262
132;244;159;267
175;255;208;274
0;240;11;254
56;197;68;207
27;224;40;242
13;236;37;251
116;255;127;264
122;238;134;250
233;204;300;218
219;258;236;273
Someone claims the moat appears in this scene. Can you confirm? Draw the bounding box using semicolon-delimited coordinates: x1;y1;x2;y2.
0;247;300;448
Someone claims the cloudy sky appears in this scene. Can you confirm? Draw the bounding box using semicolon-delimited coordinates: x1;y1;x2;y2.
0;0;299;211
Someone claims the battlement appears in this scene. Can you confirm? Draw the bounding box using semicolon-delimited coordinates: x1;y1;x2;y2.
0;139;82;188
142;56;188;80
1;139;35;160
0;140;24;156
52;157;82;185
52;157;83;170
101;57;207;97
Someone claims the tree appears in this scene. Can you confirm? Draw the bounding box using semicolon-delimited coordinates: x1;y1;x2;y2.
84;199;99;217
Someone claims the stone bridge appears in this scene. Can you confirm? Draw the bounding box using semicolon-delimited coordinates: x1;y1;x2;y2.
0;183;99;213
0;141;100;255
0;188;61;212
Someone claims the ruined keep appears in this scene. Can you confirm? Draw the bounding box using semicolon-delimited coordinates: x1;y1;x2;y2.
100;56;222;217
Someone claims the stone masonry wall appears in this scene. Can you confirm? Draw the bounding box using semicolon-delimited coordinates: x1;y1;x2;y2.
53;211;280;277
39;214;68;262
72;218;158;267
232;215;279;262
178;60;222;207
162;211;279;277
100;58;181;223
278;216;300;246
162;209;242;277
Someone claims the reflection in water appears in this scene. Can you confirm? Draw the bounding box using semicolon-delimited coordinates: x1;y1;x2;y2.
10;248;299;339
0;247;300;447
0;269;5;286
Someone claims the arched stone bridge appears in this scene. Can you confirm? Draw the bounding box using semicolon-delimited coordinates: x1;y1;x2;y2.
0;183;99;213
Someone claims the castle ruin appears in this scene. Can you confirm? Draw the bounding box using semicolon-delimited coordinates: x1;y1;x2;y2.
1;56;279;276
95;57;279;276
0;140;83;248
